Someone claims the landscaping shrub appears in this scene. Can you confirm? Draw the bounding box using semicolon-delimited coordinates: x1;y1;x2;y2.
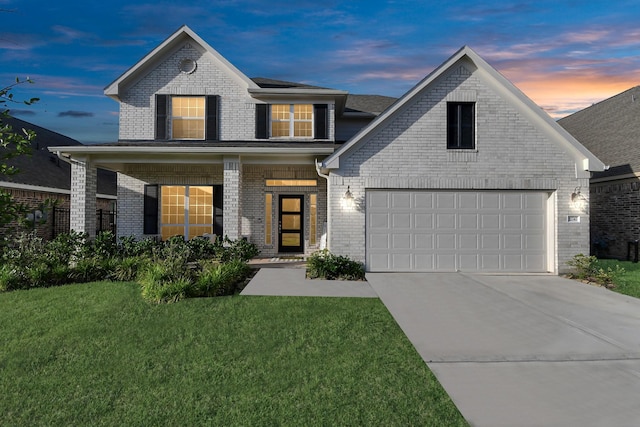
0;231;258;303
195;259;251;297
0;264;23;292
306;249;366;281
566;253;625;288
137;257;196;304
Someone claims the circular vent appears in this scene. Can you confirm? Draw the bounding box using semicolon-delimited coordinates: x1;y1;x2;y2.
179;59;197;74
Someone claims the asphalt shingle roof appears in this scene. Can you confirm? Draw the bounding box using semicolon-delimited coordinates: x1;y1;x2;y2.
558;86;640;178
1;116;116;195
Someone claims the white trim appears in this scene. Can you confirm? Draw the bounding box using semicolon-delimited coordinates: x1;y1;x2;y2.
0;181;116;200
49;146;334;155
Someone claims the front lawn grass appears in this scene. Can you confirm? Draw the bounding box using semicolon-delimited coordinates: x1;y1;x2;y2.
597;259;640;298
0;281;466;426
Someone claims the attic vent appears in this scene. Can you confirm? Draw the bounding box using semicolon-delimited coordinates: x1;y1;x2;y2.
179;59;197;74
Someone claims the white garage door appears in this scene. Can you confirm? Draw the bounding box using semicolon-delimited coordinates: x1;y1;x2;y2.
366;190;549;272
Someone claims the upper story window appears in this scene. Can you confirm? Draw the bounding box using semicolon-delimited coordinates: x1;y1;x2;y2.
172;97;205;139
256;104;328;140
447;102;475;149
271;104;313;138
155;94;219;141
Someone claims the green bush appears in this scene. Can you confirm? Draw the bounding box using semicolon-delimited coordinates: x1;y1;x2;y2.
196;259;251;297
137;257;196;304
111;256;148;282
0;264;24;292
306;249;366;281
0;232;257;301
566;253;625;288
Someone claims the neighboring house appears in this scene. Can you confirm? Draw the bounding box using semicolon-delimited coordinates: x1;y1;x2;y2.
558;86;640;259
50;25;604;273
1;116;117;238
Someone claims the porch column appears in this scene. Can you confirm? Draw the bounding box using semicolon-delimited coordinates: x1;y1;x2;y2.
223;155;242;240
70;159;97;237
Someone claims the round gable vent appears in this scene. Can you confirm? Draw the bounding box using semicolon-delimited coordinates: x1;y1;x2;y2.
179;58;197;74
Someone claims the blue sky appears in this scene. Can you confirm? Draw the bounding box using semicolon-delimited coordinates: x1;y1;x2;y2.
1;0;639;144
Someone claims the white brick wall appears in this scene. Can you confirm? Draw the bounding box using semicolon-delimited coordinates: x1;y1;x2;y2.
117;43;336;142
119;44;255;141
328;63;590;273
70;160;97;236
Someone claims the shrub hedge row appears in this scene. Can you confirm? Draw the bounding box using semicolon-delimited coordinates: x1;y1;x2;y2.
0;231;259;303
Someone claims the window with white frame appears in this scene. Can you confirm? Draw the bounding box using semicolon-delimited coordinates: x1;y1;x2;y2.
271;104;313;138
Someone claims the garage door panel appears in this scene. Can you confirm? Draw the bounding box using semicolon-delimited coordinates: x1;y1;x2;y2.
370;213;389;228
367;190;548;272
459;193;478;209
414;234;434;249
370;234;389;249
392;213;412;228
437;193;456;208
460;213;479;229
504;214;522;229
414;193;433;208
437;214;456;229
393;234;411;249
392;192;411;208
392;253;412;270
459;234;479;250
437;234;456;249
481;214;500;229
369;192;389;208
414;213;434;229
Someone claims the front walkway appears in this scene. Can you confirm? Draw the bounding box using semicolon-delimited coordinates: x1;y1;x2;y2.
241;262;377;298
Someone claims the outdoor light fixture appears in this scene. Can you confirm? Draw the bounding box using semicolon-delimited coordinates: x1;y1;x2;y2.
571;187;587;211
342;186;355;209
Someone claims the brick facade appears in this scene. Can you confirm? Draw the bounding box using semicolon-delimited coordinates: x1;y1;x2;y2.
116;163;326;256
327;62;592;273
0;187;114;240
70;160;97;237
590;177;640;259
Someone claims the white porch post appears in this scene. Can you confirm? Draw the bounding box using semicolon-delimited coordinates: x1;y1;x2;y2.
70;159;97;237
223;155;242;239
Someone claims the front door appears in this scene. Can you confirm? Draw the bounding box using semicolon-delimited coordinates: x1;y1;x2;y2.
279;195;304;253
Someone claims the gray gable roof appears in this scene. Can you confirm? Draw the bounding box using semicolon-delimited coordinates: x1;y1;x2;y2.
558;86;640;179
251;77;329;90
345;94;397;116
1;116;116;195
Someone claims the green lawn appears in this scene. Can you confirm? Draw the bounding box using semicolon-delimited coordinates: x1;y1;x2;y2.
597;259;640;298
0;281;466;426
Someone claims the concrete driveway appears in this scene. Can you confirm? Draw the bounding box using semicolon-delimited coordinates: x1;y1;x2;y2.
366;273;640;427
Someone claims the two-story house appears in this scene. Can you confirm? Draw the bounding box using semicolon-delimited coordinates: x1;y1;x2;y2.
51;25;605;273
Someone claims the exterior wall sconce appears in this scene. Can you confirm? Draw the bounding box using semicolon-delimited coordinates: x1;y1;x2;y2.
571;187;587;212
342;185;355;209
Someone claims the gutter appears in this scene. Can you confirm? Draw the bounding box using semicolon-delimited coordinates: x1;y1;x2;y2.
315;159;330;250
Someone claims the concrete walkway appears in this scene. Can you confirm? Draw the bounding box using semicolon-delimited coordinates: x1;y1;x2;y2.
241;267;378;298
367;273;640;427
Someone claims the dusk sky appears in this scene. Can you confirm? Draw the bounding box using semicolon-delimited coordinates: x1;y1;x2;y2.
1;0;639;144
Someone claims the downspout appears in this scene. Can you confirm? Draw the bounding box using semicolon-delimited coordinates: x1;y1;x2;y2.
315;158;330;250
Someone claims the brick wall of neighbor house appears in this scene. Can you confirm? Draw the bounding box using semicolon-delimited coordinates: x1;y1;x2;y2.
590;177;640;260
117;165;223;239
118;44;336;141
241;165;327;257
328;62;591;273
0;188;114;240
